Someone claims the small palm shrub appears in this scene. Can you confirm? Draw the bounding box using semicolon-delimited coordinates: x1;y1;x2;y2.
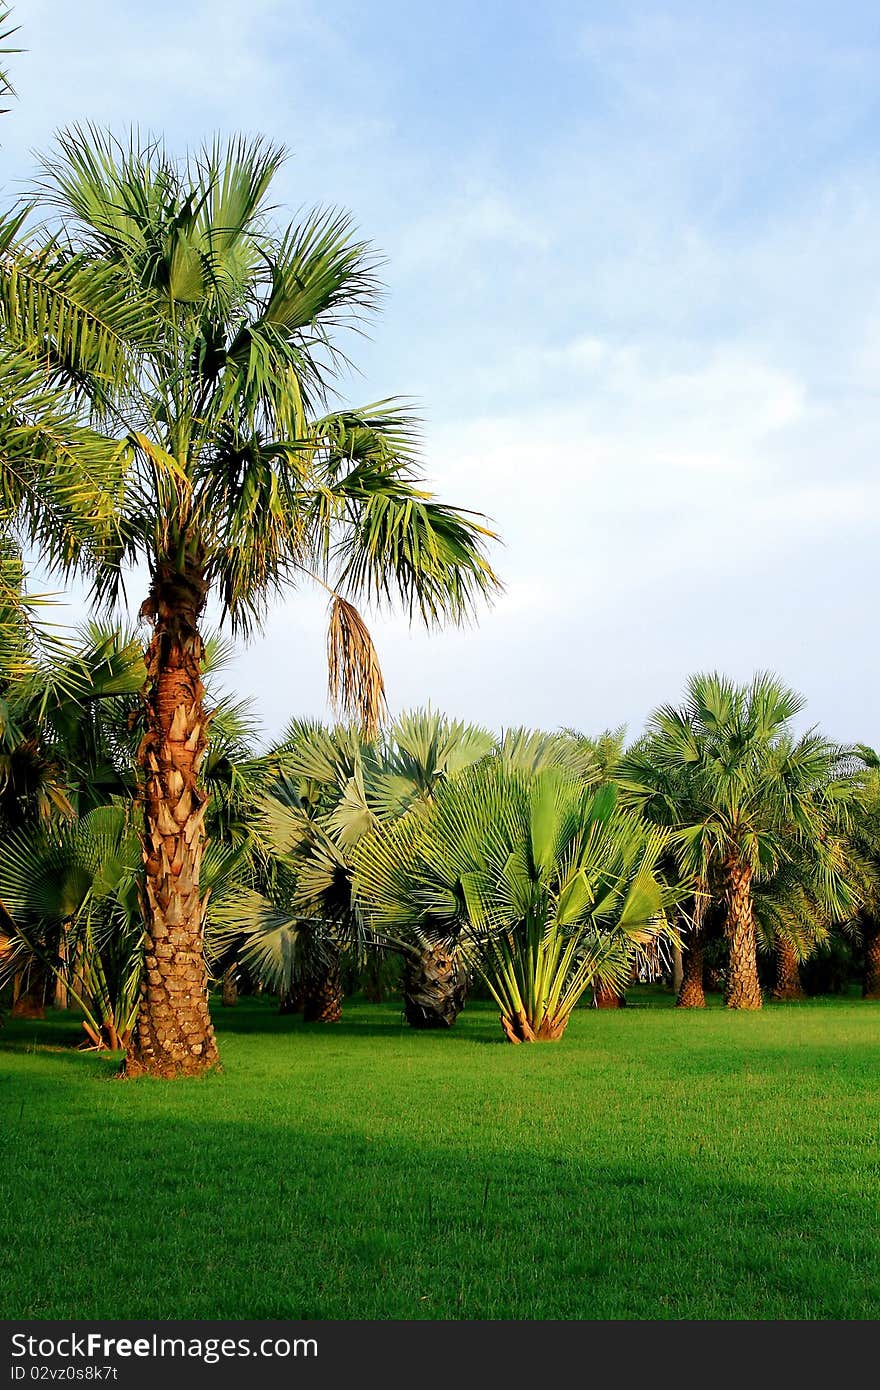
354;763;675;1043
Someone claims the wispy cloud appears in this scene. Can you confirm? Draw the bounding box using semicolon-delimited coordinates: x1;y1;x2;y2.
12;1;880;744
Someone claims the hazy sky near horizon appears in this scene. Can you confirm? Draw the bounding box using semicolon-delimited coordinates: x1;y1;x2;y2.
6;1;880;744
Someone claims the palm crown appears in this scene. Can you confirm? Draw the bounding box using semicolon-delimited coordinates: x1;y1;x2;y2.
14;129;498;660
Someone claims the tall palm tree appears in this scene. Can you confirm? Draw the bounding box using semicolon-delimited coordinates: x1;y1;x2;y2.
354;763;674;1042
620;673;856;1009
6;130;498;1075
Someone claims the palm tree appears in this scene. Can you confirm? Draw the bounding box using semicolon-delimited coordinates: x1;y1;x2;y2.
224;711;496;1026
361;709;495;1025
354;763;673;1042
7;130;498;1075
752;854;842;1001
620;673;857;1010
842;751;880;999
0;617;146;1016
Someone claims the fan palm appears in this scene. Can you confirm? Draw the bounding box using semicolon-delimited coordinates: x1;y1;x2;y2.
0;803;144;1047
354;763;674;1042
5;130;498;1074
224;711;496;1025
620;673;857;1009
360;709;495;1025
0;801;245;1047
752;850;851;1001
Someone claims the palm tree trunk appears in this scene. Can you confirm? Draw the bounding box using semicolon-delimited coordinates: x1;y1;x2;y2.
221;964;238;1007
863;919;880;1000
403;944;467;1028
501;1010;568;1042
54;928;69;1009
125;562;219;1078
671;942;684;996
594;982;625;1008
677;890;708;1007
772;937;805;1000
723;858;762;1009
11;962;47;1018
303;949;343;1022
279;982;305;1014
678;930;706;1008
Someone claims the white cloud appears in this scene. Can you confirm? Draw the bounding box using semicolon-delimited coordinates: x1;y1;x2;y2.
9;2;880;747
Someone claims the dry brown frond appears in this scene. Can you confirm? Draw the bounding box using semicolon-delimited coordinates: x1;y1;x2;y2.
327;595;387;739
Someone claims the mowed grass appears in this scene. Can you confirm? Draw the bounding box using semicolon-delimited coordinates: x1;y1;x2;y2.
2;993;879;1320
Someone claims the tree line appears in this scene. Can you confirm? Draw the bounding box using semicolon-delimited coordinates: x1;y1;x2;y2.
1;11;877;1078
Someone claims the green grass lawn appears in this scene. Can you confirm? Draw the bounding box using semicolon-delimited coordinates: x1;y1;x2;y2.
2;992;879;1320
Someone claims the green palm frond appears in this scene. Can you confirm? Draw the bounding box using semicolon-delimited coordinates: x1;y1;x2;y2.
354;762;676;1041
8;126;500;735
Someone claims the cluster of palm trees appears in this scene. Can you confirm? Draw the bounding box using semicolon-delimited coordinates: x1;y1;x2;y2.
2;12;880;1080
4;666;880;1069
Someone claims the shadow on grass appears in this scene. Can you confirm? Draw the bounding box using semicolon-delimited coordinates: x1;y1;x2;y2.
2;1088;878;1321
210;997;509;1045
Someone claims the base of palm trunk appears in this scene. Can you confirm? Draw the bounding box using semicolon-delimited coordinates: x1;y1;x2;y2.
677;935;705;1007
864;930;880;999
772;938;804;1000
124;1048;220;1078
677;979;706;1007
82;1020;132;1051
501;1010;568;1043
594;983;625;1009
302;974;343;1023
403;945;467;1029
221;966;238;1007
279;986;305;1015
124;992;221;1078
12;966;48;1019
11;994;46;1019
725;974;762;1009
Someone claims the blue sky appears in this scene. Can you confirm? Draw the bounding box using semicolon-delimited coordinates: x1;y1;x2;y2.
8;1;880;742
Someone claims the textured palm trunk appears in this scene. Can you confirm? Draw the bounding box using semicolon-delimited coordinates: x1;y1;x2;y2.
403;944;468;1028
863;920;880;1000
678;930;706;1007
501;1009;569;1043
772;936;805;1000
678;894;707;1008
723;858;762;1009
303;950;343;1023
53;929;69;1009
221;964;238;1008
125;562;219;1078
